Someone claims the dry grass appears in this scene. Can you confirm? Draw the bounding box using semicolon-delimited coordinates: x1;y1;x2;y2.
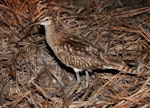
0;0;149;108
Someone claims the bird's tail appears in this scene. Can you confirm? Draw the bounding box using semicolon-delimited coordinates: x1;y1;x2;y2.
113;64;136;74
100;54;136;74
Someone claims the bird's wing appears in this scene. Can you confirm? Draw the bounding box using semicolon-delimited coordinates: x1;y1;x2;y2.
53;34;105;69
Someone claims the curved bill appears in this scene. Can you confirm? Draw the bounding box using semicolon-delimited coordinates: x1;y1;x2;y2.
18;21;41;37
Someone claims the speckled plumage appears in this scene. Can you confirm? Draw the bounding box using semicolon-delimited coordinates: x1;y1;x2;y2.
37;16;136;87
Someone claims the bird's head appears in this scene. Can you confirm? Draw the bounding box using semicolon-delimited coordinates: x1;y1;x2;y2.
18;15;55;37
39;16;54;26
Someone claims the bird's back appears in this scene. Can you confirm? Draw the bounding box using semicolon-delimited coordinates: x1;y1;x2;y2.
51;32;135;73
41;17;136;74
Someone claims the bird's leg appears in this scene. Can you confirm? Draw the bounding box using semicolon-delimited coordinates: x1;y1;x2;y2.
73;68;82;84
85;71;89;88
75;71;81;84
73;68;89;87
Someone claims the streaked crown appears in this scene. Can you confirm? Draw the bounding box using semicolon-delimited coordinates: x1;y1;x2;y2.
39;16;54;26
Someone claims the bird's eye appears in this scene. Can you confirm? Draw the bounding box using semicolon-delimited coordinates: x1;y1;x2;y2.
45;19;49;21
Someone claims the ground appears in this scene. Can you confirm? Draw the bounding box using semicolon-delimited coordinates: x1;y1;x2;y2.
0;0;150;108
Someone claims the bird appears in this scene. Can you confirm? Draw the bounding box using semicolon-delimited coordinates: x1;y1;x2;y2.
31;15;136;87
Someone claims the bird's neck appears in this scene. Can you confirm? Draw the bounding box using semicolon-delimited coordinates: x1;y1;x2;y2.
44;23;58;47
45;23;56;33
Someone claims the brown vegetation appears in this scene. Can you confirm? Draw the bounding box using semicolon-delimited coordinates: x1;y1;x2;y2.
0;0;149;107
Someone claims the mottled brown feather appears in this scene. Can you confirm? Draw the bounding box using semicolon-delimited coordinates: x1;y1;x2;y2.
40;16;136;74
